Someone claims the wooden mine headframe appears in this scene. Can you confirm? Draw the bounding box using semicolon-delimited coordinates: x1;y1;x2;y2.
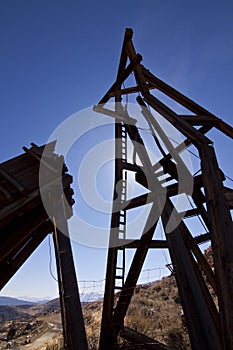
94;28;233;350
0;142;88;350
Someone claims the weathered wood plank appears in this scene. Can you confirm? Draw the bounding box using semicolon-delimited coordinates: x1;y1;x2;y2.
93;104;137;124
0;167;24;192
120;327;170;350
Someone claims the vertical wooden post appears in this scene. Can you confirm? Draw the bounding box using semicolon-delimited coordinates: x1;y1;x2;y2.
161;199;223;350
53;195;88;350
200;144;233;350
110;203;160;343
99;95;124;350
53;229;68;348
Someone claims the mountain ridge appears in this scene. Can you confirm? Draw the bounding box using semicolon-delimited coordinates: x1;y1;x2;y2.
0;296;35;306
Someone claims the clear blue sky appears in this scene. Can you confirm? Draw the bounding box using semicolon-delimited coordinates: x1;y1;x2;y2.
0;0;232;299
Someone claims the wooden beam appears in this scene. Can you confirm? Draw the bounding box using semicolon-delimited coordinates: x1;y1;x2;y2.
117;28;133;78
117;238;168;249
179;115;218;125
93;105;137;124
0;205;48;262
144;93;212;148
0;174;72;227
0;185;12;200
126;40;149;95
120;327;170;350
193;232;210;245
109;203;160;347
0;167;24;192
0;223;50;290
108;83;155;97
137;95;192;175
96;53;142;106
224;187;233;209
121;161;143;173
161;199;222;350
200;144;233;349
142;66;233;139
127;174;203;210
23;147;60;174
99;111;125;350
151;124;213;173
53;196;88;350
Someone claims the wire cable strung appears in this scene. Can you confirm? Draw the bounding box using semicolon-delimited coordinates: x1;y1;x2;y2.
185;194;208;234
48;232;58;282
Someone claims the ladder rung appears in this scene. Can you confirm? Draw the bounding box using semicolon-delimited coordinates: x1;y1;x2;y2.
115;286;123;290
155;169;165;177
115;275;124;279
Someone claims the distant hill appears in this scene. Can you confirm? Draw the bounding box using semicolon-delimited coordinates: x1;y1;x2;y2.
15;298;61;316
0;305;31;321
16;296;51;304
0;296;35;306
41;298;60;311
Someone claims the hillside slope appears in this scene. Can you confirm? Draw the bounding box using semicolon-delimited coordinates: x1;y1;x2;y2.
0;247;214;349
84;246;215;349
83;275;189;349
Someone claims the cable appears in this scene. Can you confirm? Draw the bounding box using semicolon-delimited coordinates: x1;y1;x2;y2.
159;220;169;265
193;168;201;176
138;122;200;160
166;135;200;159
48;233;58;282
225;174;233;183
123;83;129;111
185;195;208;233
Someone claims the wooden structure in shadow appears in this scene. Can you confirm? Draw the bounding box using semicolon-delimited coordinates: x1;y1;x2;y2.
0;142;88;350
94;29;233;350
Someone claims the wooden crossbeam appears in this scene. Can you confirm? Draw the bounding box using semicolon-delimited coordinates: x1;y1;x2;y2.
93;105;137;124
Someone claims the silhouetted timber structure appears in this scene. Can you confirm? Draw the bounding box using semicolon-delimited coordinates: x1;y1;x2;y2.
1;29;233;350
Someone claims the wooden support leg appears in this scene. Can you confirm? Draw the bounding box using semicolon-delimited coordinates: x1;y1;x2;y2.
53;197;88;350
162;199;223;350
99;118;124;350
200;145;233;350
100;202;160;350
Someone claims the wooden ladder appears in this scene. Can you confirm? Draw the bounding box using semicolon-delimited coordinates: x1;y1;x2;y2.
115;123;127;290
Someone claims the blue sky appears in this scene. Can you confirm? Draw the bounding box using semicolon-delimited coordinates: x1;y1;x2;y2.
0;0;232;299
